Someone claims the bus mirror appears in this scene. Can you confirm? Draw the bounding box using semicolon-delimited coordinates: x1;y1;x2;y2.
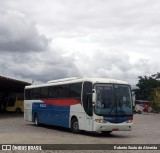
92;89;96;93
92;103;95;107
133;100;135;107
92;92;96;104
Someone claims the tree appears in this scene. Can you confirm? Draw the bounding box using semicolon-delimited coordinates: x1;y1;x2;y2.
150;87;160;113
151;72;160;79
134;74;160;100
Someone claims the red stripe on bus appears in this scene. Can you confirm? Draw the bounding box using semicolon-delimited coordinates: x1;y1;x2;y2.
42;99;80;106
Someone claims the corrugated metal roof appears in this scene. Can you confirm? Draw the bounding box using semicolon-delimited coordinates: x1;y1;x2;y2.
0;75;31;93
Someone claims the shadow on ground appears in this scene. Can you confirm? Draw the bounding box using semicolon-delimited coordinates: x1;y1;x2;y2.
0;112;23;119
27;123;131;138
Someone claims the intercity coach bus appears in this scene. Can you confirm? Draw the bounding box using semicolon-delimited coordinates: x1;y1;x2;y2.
24;77;133;134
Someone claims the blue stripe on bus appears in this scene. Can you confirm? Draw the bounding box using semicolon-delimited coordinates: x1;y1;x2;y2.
32;102;70;128
103;116;130;123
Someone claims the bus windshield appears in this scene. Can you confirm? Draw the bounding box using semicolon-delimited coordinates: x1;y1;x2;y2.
94;84;132;116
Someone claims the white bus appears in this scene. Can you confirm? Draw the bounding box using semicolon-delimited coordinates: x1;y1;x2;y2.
24;77;133;134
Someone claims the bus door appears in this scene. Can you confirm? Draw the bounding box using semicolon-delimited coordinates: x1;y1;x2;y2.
83;82;93;131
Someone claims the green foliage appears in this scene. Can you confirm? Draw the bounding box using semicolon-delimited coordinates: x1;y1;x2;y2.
150;88;160;112
134;72;160;100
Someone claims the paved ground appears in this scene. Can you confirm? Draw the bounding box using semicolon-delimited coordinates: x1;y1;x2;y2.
0;112;160;153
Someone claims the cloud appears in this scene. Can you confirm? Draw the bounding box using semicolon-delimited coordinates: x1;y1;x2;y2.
73;49;155;87
0;10;49;52
1;0;160;88
0;49;80;84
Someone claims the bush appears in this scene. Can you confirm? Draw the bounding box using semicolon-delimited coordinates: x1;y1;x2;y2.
150;88;160;113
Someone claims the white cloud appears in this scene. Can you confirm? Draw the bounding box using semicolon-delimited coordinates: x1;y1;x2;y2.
0;10;49;52
0;0;160;88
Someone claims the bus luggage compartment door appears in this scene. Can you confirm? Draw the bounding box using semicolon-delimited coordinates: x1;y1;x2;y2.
85;115;93;131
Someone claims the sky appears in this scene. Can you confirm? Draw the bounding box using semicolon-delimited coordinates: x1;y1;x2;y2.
0;0;160;88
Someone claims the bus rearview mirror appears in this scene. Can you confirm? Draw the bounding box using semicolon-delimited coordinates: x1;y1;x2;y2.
92;92;96;104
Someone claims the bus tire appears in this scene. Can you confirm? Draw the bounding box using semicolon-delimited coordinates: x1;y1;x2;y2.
71;118;80;134
34;114;40;126
16;108;21;113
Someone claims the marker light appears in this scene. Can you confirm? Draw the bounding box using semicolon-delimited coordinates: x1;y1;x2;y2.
126;120;133;123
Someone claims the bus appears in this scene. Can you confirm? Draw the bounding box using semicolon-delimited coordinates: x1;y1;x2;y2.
24;77;133;134
6;93;24;113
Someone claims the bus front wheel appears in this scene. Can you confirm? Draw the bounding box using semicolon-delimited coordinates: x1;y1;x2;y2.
71;118;80;134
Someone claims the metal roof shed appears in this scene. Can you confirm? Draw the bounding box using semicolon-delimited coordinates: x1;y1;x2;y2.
0;75;31;93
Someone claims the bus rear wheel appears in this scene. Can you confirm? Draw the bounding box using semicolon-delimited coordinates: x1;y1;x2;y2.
34;114;40;126
71;118;80;134
16;108;21;113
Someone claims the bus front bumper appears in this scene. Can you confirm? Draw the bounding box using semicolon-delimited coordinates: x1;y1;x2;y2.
93;121;132;132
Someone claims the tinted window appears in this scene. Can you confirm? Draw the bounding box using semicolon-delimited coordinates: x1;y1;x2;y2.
7;93;17;106
48;86;58;98
59;85;69;98
32;88;40;99
40;87;48;99
17;93;24;100
70;83;82;98
25;89;31;100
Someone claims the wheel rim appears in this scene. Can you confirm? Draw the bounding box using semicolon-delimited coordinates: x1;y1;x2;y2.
35;116;38;125
16;108;21;113
73;121;79;131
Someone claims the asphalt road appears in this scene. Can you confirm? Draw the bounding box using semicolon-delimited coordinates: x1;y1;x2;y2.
0;112;160;153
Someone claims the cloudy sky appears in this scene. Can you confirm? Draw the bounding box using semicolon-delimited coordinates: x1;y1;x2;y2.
0;0;160;88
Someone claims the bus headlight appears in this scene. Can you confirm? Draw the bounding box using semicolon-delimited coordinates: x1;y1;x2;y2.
95;119;107;123
126;120;133;123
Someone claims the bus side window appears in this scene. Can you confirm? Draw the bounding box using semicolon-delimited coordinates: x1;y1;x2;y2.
7;94;17;106
59;85;69;98
40;87;48;99
83;82;93;116
48;86;58;98
17;93;24;100
25;89;31;100
32;88;40;99
69;83;82;101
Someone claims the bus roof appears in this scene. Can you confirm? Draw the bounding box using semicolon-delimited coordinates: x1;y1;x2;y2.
25;77;129;89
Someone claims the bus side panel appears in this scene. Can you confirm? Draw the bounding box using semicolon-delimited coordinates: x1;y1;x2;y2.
25;99;81;128
44;104;70;128
32;102;70;128
24;100;33;122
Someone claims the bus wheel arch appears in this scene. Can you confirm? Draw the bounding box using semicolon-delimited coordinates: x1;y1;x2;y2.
16;107;21;113
70;116;80;134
